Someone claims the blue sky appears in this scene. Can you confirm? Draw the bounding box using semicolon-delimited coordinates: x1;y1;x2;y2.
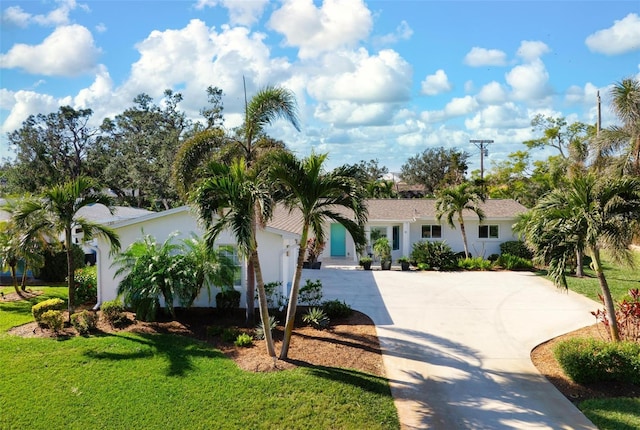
1;0;639;175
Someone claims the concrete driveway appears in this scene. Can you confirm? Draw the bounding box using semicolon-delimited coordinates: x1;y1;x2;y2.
301;267;600;429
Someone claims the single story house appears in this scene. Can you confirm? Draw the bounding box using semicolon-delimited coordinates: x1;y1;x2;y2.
93;198;527;309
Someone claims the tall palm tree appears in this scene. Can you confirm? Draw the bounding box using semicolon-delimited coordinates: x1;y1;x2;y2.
173;84;300;325
268;152;368;359
594;77;640;175
12;177;121;316
516;173;640;341
192;158;277;357
435;182;485;258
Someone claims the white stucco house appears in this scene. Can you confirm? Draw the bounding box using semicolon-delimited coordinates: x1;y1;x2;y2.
92;198;527;310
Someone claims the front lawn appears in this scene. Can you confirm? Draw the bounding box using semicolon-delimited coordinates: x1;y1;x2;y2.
0;288;399;430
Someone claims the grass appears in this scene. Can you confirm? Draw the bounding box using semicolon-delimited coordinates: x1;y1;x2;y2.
579;397;640;430
0;287;399;430
0;286;68;332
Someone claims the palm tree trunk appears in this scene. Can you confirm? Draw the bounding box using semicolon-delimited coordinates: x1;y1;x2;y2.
66;228;75;321
459;214;470;258
280;230;308;359
21;263;28;290
575;249;584;277
591;247;620;341
10;262;21;296
245;259;255;326
250;249;276;357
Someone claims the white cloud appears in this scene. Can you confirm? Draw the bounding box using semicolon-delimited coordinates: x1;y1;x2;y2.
0;90;59;136
375;20;413;45
477;81;507;105
464;47;507;67
195;0;268;27
464;103;528;130
420;95;479;123
1;0;81;28
268;0;372;59
314;100;394;127
505;59;552;102
2;6;31;27
420;69;452;96
516;40;550;62
585;13;640;55
74;65;114;108
0;24;101;76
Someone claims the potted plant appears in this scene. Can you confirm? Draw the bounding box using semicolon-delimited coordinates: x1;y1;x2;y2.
306;238;325;269
398;256;411;271
373;237;392;270
359;256;373;270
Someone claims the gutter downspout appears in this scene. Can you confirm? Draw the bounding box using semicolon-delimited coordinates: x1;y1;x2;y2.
87;240;101;311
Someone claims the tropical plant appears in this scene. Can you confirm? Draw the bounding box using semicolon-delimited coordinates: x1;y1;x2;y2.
192;159;277;357
298;279;323;306
267;151;367;359
302;307;330;329
515;173;640;341
12;177;120;317
255;315;278;340
410;240;458;271
373;237;392;270
435;182;485;258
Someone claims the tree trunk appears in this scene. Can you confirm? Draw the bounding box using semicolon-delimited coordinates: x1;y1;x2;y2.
10;262;21;296
245;259;255;326
591;247;620;342
280;229;309;359
251;249;276;357
20;263;28;290
575;249;584;277
66;228;75;321
459;214;470;258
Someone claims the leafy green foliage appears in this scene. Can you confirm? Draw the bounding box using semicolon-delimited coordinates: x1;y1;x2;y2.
303;307;330;329
592;289;640;342
32;298;64;322
499;240;533;259
216;289;241;311
40;309;64;332
100;299;127;326
234;333;253;347
400;147;469;195
410;241;457;271
495;253;533;271
299;279;323;306
373;237;391;262
70;310;98;335
255;315;278;340
553;338;640;384
221;328;240;343
38;245;85;282
322;300;353;319
73;265;97;305
457;257;493;271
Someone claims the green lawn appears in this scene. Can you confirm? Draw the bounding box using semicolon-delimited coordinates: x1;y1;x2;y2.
579;397;640;430
0;288;399;430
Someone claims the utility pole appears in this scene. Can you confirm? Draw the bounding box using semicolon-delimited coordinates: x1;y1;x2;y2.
470;139;493;183
596;91;602;136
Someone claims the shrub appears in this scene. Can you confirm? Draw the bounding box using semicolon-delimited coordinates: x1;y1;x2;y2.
72;266;97;305
495;253;533;271
410;241;457;271
255;316;278;340
457;257;493;271
40;310;64;333
322;299;353;319
592;289;640;342
417;262;430;271
71;310;98;335
222;328;240;343
488;253;500;262
299;279;323;306
101;299;127;326
256;281;286;310
303;307;330;329
499;240;532;260
207;325;224;337
553;338;640;384
37;244;86;282
32;298;65;322
216;289;241;312
234;333;253;347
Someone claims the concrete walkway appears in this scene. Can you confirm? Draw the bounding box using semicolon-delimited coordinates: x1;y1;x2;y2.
301;266;600;429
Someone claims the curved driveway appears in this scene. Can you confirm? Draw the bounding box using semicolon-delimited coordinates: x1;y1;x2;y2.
301;268;599;429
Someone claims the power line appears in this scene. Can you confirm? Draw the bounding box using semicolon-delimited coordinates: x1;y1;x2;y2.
469;139;493;183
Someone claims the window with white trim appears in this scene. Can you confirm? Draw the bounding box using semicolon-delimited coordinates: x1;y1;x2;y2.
218;245;242;287
478;225;499;239
421;225;442;239
392;226;400;250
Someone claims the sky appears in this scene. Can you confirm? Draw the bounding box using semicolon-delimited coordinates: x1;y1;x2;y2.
1;0;639;176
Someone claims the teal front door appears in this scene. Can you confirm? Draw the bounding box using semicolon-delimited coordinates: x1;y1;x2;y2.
330;224;346;257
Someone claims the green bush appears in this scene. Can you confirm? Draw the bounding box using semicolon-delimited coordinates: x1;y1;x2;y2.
72;266;97;304
322;299;353;319
457;257;493;271
32;298;65;322
40;310;64;332
70;310;98;335
234;333;253;347
255;316;278;340
299;279;323;306
495;253;533;271
256;281;286;310
553;338;640;384
499;240;532;260
37;244;86;282
216;289;241;311
222;328;240;343
101;299;127;326
410;241;457;271
303;307;330;329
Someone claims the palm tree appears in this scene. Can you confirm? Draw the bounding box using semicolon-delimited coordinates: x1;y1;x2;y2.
435;182;485;258
268;152;367;359
192;158;277;357
12;177;121;316
516;173;640;341
173;84;300;325
594;77;640;175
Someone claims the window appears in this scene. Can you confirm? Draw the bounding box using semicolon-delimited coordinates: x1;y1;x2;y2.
479;225;499;239
421;225;442;239
218;245;242;287
392;226;400;250
370;227;386;242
